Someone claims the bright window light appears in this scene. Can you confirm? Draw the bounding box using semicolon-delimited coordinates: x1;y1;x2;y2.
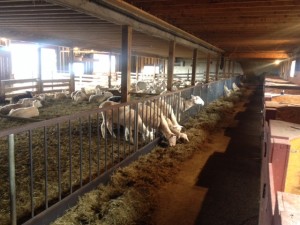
93;54;115;73
11;43;38;79
290;60;296;77
274;59;281;65
41;48;57;79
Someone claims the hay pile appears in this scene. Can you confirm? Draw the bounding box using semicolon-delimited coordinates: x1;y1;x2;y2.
52;91;245;225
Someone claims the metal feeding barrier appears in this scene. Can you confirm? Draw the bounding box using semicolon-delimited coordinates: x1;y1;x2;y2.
0;77;239;225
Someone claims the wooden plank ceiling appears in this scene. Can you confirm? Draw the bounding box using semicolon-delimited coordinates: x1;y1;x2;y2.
0;0;299;61
0;0;222;60
123;0;300;61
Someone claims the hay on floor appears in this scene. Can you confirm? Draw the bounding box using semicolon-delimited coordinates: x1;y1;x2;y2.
51;92;247;225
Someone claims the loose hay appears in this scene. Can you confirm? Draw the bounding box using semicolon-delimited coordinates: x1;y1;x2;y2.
51;90;247;225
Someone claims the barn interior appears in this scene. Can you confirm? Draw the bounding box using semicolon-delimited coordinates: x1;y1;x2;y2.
1;1;300;225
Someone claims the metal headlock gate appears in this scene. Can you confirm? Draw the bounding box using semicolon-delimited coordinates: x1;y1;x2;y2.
0;77;240;225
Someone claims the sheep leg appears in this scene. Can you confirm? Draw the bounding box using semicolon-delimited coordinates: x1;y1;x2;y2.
166;118;189;143
169;111;183;131
100;119;106;138
101;118;116;138
137;116;154;141
106;119;116;138
159;116;177;146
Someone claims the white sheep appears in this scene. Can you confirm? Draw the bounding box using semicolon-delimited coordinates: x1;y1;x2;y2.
99;101;154;144
136;102;177;146
16;97;42;105
165;117;189;143
178;95;205;112
89;91;113;104
72;88;89;102
224;85;232;97
232;82;240;92
8;100;43;118
54;91;68;100
151;99;183;132
0;99;35;115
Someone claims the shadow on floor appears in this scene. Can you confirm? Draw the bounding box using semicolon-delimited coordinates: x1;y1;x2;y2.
194;85;263;225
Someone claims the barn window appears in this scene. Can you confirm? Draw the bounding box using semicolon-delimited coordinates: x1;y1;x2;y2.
290;60;296;77
41;48;57;79
11;43;38;79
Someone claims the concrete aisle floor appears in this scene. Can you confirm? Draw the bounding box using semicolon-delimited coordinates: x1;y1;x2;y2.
152;84;263;225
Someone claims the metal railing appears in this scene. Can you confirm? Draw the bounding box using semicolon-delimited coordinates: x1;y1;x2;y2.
0;76;240;225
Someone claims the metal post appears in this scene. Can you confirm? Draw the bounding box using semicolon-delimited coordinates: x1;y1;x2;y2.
8;134;17;225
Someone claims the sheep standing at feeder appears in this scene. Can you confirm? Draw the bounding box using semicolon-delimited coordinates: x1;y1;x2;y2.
152;99;183;132
232;82;240;92
8;100;43;118
136;102;177;146
99;101;154;144
165;117;189;143
224;85;232;97
174;95;205;112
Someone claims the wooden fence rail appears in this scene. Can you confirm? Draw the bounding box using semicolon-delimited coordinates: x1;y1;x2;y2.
0;78;71;98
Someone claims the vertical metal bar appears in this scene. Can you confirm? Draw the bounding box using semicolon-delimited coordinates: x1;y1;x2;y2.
57;123;61;201
111;109;114;166
145;101;148;142
68;120;73;193
44;127;48;208
149;103;152;142
8;134;17;225
117;107;120;162
128;104;132;153
88;115;92;182
134;103;138;151
123;106;126;158
96;113;100;175
28;130;34;217
104;111;108;171
79;118;83;187
177;93;181;122
141;102;145;145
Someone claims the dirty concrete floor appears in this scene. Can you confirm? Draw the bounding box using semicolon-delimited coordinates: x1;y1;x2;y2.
151;85;263;225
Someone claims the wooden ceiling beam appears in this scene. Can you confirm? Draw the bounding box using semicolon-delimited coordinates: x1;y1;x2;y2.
160;15;300;25
128;0;300;10
228;52;289;59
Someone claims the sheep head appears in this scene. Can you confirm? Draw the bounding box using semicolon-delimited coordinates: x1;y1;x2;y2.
33;100;43;108
191;95;204;105
168;134;177;147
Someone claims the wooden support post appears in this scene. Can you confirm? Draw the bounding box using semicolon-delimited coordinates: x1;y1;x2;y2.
167;40;175;91
226;60;231;78
37;46;43;93
69;49;75;92
140;56;144;79
191;48;197;86
280;63;284;78
232;61;235;77
205;53;211;83
215;55;220;81
136;55;139;81
121;25;132;103
222;59;227;78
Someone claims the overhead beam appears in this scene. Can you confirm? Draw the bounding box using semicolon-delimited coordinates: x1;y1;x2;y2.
228;52;289;59
128;1;300;11
50;0;224;55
